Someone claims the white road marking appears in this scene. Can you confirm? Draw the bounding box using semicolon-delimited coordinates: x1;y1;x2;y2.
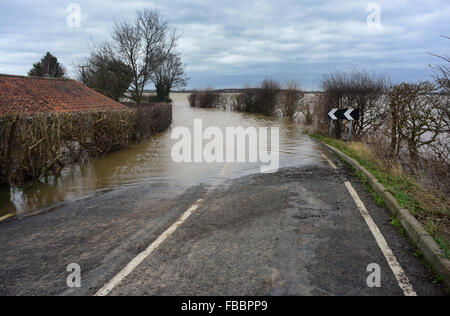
344;182;417;296
0;213;14;222
322;154;338;170
220;164;230;176
95;199;203;296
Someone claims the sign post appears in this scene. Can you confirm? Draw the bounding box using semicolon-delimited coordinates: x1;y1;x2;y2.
348;120;353;141
327;108;360;140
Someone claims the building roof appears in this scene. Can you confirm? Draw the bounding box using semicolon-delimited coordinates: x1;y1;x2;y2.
0;74;126;115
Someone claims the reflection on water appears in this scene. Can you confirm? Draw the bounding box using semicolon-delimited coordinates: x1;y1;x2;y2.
0;93;323;217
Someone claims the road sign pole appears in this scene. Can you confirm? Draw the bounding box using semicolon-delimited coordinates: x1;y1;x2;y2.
329;119;334;137
348;121;353;141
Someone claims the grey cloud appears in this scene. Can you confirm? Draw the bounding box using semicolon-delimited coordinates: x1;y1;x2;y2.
0;0;448;89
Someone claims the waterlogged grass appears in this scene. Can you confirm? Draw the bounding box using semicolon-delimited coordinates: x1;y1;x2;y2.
307;133;450;259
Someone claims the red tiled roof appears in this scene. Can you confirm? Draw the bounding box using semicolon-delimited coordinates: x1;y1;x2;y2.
0;74;126;115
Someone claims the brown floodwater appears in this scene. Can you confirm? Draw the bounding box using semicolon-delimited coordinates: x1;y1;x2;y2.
0;93;323;218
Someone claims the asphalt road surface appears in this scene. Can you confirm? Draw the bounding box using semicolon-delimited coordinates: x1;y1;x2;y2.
0;145;444;296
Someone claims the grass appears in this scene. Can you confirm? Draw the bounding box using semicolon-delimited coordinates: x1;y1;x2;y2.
307;132;450;259
353;169;386;208
390;217;406;236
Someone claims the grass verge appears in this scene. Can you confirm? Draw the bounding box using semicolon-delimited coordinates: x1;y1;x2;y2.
307;133;450;259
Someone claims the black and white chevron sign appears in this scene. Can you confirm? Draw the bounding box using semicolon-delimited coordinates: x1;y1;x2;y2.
328;108;360;121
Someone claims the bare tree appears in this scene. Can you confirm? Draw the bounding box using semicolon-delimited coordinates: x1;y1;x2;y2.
230;79;281;116
299;95;317;125
429;35;450;93
280;80;304;121
256;78;281;116
111;9;178;104
320;71;351;138
189;88;224;108
150;52;188;101
347;70;389;136
319;70;388;138
429;36;449;137
388;82;447;162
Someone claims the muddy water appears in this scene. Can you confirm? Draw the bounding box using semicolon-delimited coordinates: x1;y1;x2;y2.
0;93;323;217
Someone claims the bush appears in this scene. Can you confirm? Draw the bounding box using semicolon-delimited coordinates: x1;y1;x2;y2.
387;82;447;162
298;94;317;125
0;110;134;184
124;102;172;139
146;95;172;103
231;88;257;113
255;78;281;116
318;70;388;138
188;89;224;108
279;81;304;121
231;79;281;116
0;104;172;186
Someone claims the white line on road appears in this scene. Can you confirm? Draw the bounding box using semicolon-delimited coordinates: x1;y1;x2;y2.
95;199;203;296
344;182;417;296
322;154;338;170
220;164;230;176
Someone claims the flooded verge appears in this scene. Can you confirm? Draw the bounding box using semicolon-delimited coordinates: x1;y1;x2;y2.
0;93;323;217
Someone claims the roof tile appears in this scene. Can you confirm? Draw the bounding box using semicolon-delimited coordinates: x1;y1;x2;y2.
0;74;126;115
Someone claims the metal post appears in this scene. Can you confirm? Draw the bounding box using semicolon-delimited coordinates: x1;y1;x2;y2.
329;119;334;137
348;121;353;141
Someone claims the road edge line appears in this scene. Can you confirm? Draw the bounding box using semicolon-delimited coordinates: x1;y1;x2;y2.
0;214;14;222
311;137;450;292
94;199;203;296
321;153;338;170
345;181;417;296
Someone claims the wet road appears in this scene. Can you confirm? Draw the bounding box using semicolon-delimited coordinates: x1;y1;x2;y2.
0;94;444;296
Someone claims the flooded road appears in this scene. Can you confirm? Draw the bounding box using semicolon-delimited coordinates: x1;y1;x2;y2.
0;93;322;218
0;94;442;297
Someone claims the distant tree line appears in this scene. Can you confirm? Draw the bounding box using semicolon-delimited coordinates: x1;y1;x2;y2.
189;78;312;123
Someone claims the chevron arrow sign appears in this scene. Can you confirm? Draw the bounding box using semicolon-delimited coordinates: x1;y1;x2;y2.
328;108;360;121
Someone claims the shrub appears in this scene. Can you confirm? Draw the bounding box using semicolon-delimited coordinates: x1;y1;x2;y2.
387;82;447;162
298;95;317;125
255;78;281;116
280;81;304;121
231;79;281;116
0;104;172;186
188;89;224;108
146;95;172;103
124;102;173;139
0;109;134;184
231;87;257;113
318;70;388;138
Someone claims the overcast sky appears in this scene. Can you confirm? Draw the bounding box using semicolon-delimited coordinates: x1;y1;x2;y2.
0;0;448;89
